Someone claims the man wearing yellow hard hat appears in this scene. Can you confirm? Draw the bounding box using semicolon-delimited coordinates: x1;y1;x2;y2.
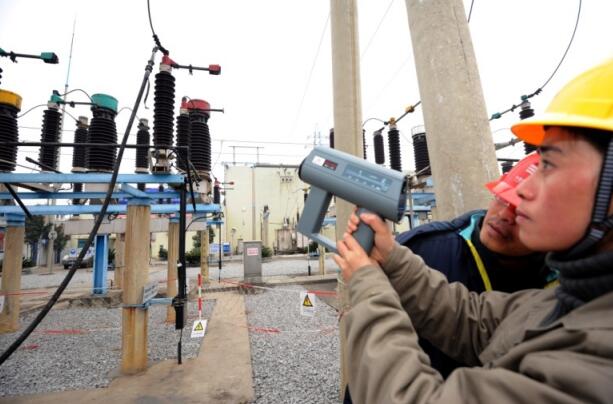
334;59;613;403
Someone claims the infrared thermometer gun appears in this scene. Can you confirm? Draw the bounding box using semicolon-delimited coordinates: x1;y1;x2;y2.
297;146;408;254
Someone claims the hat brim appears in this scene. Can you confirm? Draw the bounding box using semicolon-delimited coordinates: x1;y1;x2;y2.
511;112;613;146
485;180;521;208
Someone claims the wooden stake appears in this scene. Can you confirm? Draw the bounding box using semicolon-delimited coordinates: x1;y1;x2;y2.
166;219;179;323
114;233;125;289
0;219;25;333
121;203;150;374
200;228;209;283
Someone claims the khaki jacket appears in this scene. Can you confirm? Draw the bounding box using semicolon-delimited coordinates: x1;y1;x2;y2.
345;243;613;404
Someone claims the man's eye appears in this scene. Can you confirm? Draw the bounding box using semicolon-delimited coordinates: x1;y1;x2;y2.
541;159;553;169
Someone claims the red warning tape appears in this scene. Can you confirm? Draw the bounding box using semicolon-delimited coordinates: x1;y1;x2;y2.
0;290;50;297
38;329;88;335
306;289;337;297
249;326;281;334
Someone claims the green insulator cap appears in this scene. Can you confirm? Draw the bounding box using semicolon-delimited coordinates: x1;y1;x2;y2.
91;93;118;112
40;52;59;64
49;91;63;104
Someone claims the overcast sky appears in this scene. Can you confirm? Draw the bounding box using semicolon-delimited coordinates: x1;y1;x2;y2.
1;0;612;182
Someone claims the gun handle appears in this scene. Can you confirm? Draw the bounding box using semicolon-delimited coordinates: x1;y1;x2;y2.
353;208;377;254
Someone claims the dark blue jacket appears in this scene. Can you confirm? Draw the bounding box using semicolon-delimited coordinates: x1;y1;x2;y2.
396;210;488;292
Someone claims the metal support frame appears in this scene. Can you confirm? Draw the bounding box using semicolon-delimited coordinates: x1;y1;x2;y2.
0;173;185;184
0;204;220;215
0;172;221;297
0;173;220;217
122;297;173;309
0;191;181;200
93;234;109;295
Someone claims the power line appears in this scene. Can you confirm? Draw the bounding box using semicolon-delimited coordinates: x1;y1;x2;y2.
467;0;476;22
489;0;582;121
363;56;411;118
288;12;330;139
538;0;581;90
213;138;312;146
360;0;396;60
214;150;307;158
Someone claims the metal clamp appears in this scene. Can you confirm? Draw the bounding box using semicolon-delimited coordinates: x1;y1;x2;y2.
122;297;173;309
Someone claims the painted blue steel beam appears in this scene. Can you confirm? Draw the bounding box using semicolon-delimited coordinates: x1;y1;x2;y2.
120;183;151;198
0;173;185;184
404;205;433;212
93;234;108;295
411;192;435;203
0;191;182;200
0;203;221;215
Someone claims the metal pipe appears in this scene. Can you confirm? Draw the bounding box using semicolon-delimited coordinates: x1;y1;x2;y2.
9;142;188;150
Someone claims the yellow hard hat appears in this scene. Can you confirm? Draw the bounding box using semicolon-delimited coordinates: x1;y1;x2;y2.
511;59;613;145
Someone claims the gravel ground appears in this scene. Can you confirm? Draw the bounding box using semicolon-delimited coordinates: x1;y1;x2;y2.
246;285;341;404
0;301;214;397
0;258;342;401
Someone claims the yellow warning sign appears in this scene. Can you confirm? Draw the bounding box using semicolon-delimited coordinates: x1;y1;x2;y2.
300;292;316;316
191;319;207;338
302;294;313;307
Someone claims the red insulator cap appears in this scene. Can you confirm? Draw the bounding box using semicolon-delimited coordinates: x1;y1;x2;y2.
161;55;177;67
186;99;210;112
208;64;221;75
180;97;190;111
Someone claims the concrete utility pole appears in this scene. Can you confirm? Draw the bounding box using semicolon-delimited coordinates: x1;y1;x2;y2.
121;201;151;374
404;0;498;220
166;217;179;323
330;0;363;399
0;214;25;333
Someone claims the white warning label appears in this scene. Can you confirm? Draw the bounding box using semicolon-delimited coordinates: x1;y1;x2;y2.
300;292;316;317
191;319;208;338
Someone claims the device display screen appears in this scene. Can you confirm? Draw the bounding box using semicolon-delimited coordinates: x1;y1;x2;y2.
343;164;390;192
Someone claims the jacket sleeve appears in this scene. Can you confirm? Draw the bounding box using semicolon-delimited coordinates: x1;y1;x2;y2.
379;243;536;365
345;260;587;404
